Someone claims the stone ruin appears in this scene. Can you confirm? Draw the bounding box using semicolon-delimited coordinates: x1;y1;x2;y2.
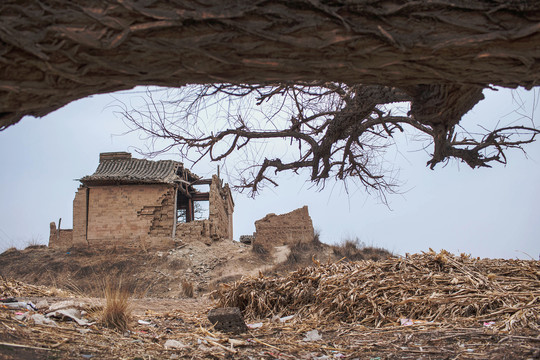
49;152;234;250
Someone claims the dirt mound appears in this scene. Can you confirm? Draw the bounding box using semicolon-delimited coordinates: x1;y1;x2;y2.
0;239;392;298
0;241;258;298
218;250;540;331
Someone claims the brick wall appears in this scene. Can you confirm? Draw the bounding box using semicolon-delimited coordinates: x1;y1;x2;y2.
72;186;88;246
48;222;73;249
84;184;175;249
254;206;314;246
52;173;233;250
175;175;234;242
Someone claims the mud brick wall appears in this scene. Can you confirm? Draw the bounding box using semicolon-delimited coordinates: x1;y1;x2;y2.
175;175;234;242
72;186;88;247
208;175;233;240
48;222;73;249
175;219;213;243
84;184;175;249
254;206;314;246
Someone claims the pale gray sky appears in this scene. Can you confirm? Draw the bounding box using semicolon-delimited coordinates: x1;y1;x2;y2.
0;87;538;259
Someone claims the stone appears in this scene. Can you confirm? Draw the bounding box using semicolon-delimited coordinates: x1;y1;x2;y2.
207;307;248;334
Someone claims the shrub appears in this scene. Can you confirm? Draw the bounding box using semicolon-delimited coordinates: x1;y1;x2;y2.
252;242;269;259
100;279;131;332
333;237;392;262
312;229;323;247
181;279;194;298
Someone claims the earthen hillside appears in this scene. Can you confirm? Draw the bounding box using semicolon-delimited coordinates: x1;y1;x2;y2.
0;236;391;299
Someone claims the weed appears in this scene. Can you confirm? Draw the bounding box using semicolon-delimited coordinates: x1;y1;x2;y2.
333;237;392;262
181;279;194;298
312;229;323;247
252;242;269;259
24;235;45;249
99;279;131;332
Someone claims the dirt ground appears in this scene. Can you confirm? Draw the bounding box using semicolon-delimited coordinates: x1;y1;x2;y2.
1;293;539;360
0;240;341;298
0;244;538;359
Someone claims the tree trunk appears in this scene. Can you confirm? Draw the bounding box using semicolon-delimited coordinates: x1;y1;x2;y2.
1;0;539;129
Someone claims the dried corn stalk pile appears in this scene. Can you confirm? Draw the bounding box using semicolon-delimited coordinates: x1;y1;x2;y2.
219;250;540;330
0;277;70;297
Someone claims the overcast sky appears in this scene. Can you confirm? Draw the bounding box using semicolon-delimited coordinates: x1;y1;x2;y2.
0;87;538;259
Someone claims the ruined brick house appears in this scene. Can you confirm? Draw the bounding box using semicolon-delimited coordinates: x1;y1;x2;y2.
49;152;234;249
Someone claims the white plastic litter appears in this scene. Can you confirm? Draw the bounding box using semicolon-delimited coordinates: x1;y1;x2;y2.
164;339;187;349
302;329;322;342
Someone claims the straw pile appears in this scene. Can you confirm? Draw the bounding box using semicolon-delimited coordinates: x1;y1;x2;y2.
0;277;70;297
218;250;540;330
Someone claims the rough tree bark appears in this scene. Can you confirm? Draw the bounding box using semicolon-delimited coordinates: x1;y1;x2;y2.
1;0;539;129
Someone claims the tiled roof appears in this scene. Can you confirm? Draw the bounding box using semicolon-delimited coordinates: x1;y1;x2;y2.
80;157;198;185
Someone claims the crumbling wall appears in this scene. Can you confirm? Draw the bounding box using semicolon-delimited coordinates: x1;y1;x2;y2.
48;222;73;249
147;188;176;237
254;206;314;247
85;184;175;249
175;175;234;243
175;219;214;244
208;175;233;240
72;186;88;247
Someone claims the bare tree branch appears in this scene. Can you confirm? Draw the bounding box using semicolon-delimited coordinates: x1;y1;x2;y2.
119;83;539;201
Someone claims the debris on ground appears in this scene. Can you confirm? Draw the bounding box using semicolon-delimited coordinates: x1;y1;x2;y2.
302;329;322;342
0;266;539;358
1;277;70;297
218;250;540;331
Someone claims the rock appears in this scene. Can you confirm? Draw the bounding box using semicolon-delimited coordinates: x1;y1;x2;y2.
35;299;49;310
207;307;248;334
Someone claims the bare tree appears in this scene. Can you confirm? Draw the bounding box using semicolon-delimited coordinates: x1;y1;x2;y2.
1;1;540;129
120;83;539;200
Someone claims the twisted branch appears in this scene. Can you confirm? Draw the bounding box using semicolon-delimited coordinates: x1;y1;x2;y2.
120;83;539;200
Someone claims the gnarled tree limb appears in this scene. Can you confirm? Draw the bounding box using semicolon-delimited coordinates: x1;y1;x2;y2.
1;0;540;129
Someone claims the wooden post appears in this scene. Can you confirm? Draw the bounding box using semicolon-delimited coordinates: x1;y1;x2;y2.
172;187;178;238
187;199;193;222
57;218;62;241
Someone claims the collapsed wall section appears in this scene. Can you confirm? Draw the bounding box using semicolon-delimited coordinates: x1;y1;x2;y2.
254;206;314;247
48;222;73;249
175;175;234;243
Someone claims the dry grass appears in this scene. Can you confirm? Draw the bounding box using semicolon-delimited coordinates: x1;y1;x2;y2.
0;276;71;297
181;279;194;298
218;249;540;331
251;242;269;259
0;247;172;297
98;279;131;332
332;237;391;261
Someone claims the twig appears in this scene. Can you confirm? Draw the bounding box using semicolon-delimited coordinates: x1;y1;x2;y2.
0;341;52;351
